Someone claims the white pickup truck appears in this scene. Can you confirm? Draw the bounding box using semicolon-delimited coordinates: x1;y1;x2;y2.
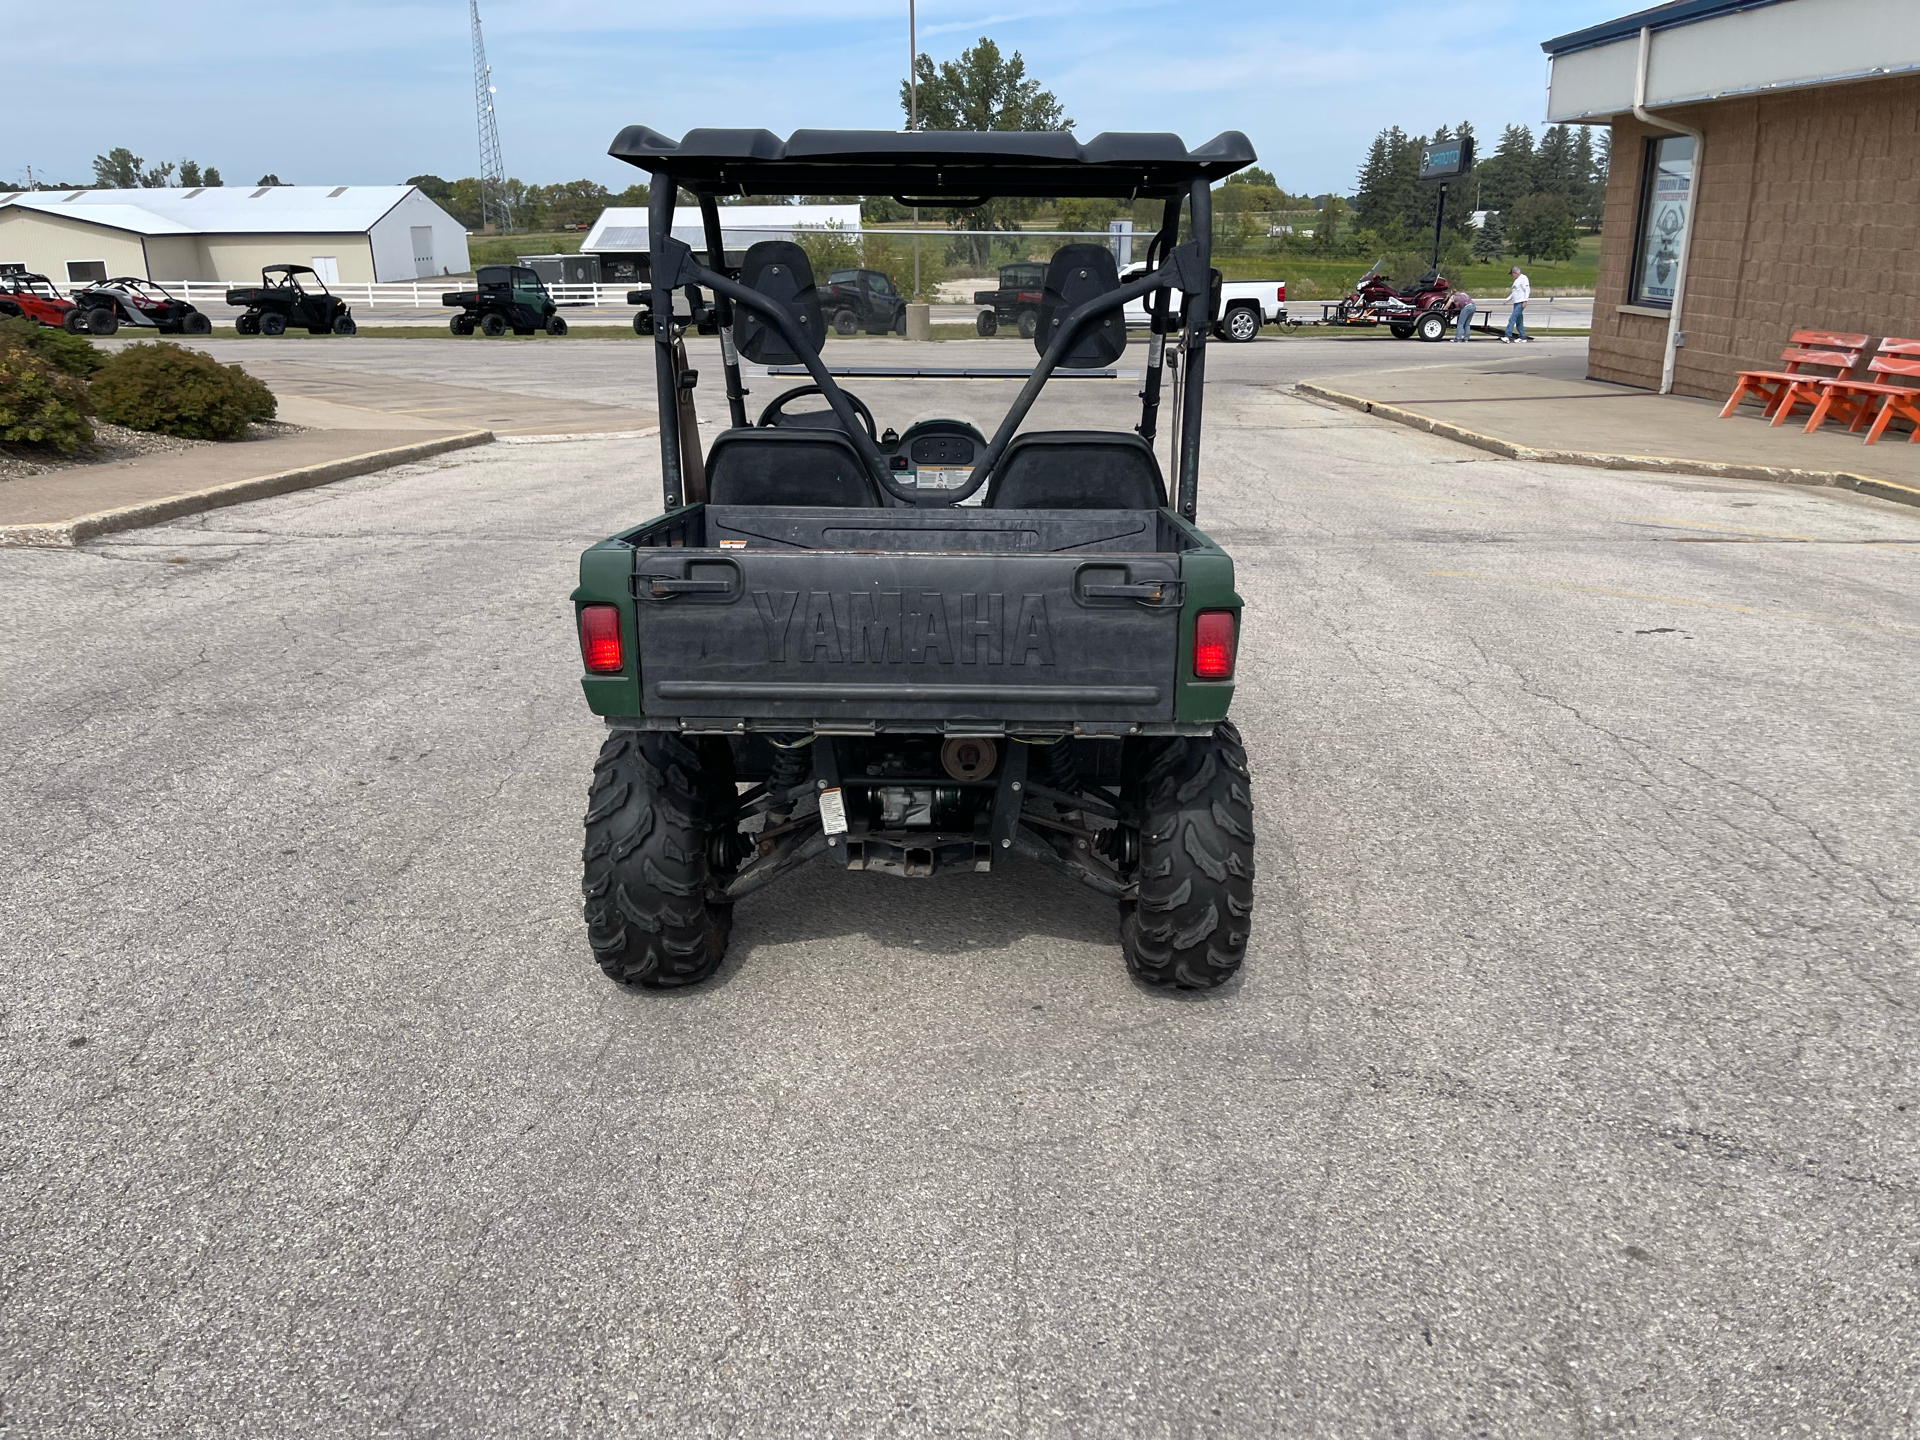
1120;261;1287;343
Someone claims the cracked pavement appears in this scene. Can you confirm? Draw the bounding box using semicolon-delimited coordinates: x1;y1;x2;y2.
1;338;1917;1436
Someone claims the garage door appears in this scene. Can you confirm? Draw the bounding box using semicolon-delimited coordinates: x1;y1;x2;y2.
411;226;435;278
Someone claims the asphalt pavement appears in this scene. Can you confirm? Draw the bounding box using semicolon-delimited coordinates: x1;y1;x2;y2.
2;339;1915;1436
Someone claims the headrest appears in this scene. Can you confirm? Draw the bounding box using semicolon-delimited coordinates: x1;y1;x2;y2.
705;428;882;507
1035;244;1127;367
732;242;825;364
984;431;1166;510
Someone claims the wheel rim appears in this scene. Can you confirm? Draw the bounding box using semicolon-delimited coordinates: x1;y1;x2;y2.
1230;310;1257;340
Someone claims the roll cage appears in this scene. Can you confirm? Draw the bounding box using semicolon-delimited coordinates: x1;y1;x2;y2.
262;264;329;295
610;125;1255;519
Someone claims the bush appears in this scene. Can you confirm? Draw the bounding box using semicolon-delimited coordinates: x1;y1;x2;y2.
90;341;275;440
0;347;94;453
0;315;103;376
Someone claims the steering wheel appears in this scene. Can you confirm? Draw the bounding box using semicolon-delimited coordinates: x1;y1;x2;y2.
756;383;878;443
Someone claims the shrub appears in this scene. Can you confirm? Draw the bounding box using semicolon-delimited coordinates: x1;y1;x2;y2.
90;341;275;440
0;347;94;453
0;315;103;376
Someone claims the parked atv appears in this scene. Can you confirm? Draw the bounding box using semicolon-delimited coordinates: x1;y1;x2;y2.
972;261;1047;338
820;268;907;335
64;277;211;337
443;264;568;336
575;122;1257;992
1330;260;1459;341
0;270;77;330
226;264;357;336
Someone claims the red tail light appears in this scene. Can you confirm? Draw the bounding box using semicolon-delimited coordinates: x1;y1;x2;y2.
1276;283;1286;302
1193;610;1237;680
578;604;624;673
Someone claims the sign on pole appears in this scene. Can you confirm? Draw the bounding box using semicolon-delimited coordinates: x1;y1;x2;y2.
1418;136;1475;183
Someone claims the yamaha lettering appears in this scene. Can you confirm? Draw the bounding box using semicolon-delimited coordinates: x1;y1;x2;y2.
750;589;1056;666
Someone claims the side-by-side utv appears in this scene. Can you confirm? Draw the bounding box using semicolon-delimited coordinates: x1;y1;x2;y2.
443;265;568;336
573;125;1256;991
226;264;357;336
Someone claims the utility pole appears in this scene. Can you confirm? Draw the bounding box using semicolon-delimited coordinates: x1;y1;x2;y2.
909;0;919;300
470;0;510;233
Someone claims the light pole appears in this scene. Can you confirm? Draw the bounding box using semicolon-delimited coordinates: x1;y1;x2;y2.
909;0;919;300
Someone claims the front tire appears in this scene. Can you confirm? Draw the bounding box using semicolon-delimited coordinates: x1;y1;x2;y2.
181;312;212;336
1120;721;1255;990
545;315;568;336
582;732;737;988
833;308;858;336
333;315;357;335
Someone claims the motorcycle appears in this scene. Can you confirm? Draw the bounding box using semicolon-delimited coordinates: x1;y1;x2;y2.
1331;259;1461;342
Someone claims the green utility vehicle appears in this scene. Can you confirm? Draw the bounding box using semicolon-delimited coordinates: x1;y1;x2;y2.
443;264;568;336
573;125;1255;990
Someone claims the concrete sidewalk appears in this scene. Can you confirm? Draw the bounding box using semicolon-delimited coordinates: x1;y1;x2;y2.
1298;348;1920;506
0;428;489;547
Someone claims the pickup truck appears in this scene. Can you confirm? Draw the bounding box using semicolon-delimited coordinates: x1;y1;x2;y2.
1120;261;1286;343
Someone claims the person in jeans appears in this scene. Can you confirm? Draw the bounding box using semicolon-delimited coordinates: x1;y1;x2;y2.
1452;291;1475;341
1502;266;1531;342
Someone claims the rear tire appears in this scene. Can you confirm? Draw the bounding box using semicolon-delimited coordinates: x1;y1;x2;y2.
632;310;653;335
1119;721;1255;990
545;315;568;336
975;310;997;337
1016;308;1038;340
259;312;287;336
833;308;858;336
582;732;737;988
87;308;119;337
451;314;474;336
235;313;260;335
1221;304;1260;343
481;313;507;336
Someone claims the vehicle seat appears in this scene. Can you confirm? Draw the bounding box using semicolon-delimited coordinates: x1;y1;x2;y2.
704;428;883;507
983;431;1167;510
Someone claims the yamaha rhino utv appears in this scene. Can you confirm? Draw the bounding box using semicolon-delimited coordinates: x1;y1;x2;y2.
573;125;1255;990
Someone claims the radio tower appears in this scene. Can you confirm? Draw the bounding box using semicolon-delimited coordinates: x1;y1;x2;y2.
470;0;510;232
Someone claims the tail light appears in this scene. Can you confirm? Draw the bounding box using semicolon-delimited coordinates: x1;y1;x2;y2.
1193;610;1237;680
1276;283;1286;302
578;604;624;673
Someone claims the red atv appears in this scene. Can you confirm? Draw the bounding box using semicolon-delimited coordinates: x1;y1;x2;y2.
1331;260;1461;342
0;270;77;330
64;277;211;337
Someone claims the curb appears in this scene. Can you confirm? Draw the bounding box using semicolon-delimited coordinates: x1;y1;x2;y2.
0;429;495;549
1294;381;1920;510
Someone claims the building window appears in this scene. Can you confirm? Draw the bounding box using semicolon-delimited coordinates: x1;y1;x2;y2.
66;260;107;285
1629;135;1694;308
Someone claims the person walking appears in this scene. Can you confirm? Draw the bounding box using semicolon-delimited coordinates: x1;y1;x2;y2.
1502;265;1531;343
1452;290;1475;342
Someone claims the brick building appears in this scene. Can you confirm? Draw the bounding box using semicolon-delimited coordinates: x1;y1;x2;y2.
1543;0;1920;398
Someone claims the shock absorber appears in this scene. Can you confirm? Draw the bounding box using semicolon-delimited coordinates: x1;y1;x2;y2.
764;734;813;825
1046;740;1082;803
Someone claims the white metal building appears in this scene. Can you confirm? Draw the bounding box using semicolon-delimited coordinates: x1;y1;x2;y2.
582;204;861;256
0;185;471;287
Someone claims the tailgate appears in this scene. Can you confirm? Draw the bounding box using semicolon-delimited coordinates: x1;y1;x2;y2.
632;549;1182;726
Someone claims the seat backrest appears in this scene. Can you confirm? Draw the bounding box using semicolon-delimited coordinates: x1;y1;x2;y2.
732;242;825;364
1035;244;1127;366
1868;338;1920;382
1779;330;1868;375
704;428;882;507
984;431;1167;510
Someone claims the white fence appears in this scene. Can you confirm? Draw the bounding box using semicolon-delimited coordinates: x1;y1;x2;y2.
158;280;635;309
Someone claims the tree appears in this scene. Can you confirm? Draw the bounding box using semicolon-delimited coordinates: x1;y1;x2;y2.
1056;196;1118;232
1506;192;1578;262
93;148;142;188
1470;210;1507;262
900;36;1070;266
1227;165;1278;188
407;174;453;203
1352;129;1401;234
537;179;610;229
1475;125;1536;219
256;174;285;187
179;160;202;187
613;182;650;209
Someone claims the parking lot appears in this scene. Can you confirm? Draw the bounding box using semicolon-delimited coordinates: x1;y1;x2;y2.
3;333;1916;1435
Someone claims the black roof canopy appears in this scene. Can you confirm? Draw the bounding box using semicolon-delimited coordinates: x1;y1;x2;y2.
608;126;1257;198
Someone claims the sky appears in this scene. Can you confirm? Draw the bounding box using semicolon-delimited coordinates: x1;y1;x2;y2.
6;1;1629;198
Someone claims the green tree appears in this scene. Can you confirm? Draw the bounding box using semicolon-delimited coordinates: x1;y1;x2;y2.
900;36;1071;266
1352;129;1401;234
1227;165;1278;188
613;182;650;209
1506;192;1578;262
1474;124;1535;219
179;160;202;187
1470;210;1507;261
93;148;142;187
256;173;285;186
537;179;611;229
407;174;453;203
203;167;222;187
1056;196;1118;232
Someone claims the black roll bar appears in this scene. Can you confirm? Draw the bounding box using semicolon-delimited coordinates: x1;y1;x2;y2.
697;194;749;429
1135;198;1185;443
649;178;686;509
1175;177;1213;521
